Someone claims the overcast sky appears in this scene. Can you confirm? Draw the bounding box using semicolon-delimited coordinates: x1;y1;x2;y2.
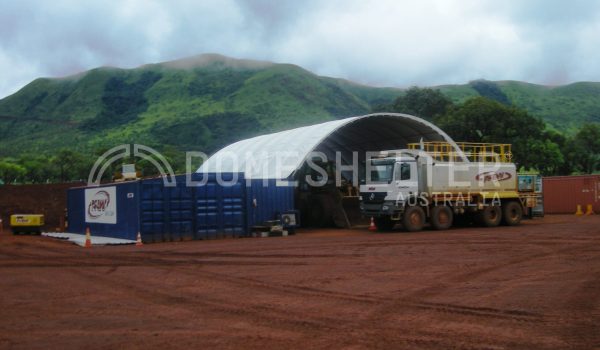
1;0;599;98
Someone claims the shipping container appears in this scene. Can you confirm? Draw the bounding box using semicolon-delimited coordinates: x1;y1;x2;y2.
542;175;600;214
248;178;295;226
67;173;296;243
68;181;139;240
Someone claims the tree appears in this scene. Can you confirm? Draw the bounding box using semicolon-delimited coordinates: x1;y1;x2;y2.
50;149;89;182
18;155;56;183
0;160;26;184
375;87;453;119
529;139;564;175
567;123;600;173
435;97;562;174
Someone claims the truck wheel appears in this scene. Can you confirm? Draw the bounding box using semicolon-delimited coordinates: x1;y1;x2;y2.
478;205;502;227
375;216;395;231
402;206;425;232
502;201;523;226
431;205;453;230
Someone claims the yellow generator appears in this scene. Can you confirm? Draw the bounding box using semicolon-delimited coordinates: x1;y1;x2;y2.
10;214;44;235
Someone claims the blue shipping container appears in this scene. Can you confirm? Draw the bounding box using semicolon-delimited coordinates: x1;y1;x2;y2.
248;179;295;226
68;181;140;240
67;173;295;243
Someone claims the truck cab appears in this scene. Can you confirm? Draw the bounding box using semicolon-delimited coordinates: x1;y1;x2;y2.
360;156;418;222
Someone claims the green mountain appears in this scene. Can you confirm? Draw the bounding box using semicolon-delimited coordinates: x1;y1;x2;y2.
0;54;599;159
437;80;600;132
0;54;399;158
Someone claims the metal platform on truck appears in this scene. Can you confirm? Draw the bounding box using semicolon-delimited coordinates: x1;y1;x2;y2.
408;141;513;163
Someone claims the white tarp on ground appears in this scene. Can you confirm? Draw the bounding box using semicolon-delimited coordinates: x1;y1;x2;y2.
197;113;463;179
42;232;135;246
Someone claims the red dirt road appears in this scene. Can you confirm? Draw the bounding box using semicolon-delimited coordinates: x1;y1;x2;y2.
1;215;600;349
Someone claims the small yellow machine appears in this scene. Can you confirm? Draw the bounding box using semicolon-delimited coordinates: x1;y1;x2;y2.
10;214;44;235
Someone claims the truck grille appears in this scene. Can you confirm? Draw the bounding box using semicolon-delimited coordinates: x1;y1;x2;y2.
361;192;387;204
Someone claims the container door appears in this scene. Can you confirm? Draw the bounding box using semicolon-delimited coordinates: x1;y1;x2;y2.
195;180;220;240
140;180;167;243
221;180;245;238
193;173;246;239
168;180;194;241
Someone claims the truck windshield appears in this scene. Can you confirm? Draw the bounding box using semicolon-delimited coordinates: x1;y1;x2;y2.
369;159;395;183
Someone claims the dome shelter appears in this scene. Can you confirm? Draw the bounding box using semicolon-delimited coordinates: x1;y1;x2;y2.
198;113;464;180
198;113;464;228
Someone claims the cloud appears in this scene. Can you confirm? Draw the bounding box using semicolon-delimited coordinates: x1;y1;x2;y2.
0;0;599;98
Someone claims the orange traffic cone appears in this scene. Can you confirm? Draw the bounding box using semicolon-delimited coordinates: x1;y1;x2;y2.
84;227;92;248
135;231;143;246
369;217;377;231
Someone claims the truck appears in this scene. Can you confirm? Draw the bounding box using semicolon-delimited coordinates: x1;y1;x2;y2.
359;142;538;231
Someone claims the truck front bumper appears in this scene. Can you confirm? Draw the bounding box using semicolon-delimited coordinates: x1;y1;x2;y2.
360;202;402;217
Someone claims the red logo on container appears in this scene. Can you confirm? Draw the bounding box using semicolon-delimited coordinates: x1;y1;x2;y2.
475;171;512;182
88;190;111;218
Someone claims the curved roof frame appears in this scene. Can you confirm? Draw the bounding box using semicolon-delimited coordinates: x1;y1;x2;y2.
198;113;466;179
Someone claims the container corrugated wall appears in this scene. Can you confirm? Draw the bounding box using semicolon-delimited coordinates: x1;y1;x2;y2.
248;179;295;227
67;173;295;242
542;175;600;214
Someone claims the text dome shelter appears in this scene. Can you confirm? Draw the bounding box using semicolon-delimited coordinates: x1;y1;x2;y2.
198;113;465;179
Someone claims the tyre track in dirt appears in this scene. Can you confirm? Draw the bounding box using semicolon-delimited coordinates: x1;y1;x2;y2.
7;239;549;342
548;268;600;348
393;241;597;302
330;240;594;347
0;234;561;325
0;260;309;268
128;247;551;349
63;267;338;335
161;265;545;323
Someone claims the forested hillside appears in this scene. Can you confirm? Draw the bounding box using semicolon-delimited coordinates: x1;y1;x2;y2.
0;54;598;182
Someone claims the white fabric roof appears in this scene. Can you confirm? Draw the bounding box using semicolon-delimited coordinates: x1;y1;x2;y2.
198;113;463;179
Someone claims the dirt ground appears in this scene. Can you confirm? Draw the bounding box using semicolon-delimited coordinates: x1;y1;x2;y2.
1;215;599;349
